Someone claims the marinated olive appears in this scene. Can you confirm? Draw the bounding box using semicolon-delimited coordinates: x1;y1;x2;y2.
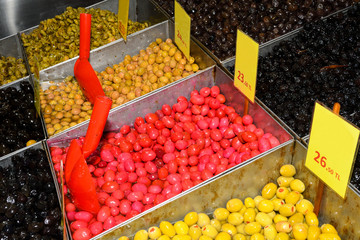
21;7;149;72
0;55;28;85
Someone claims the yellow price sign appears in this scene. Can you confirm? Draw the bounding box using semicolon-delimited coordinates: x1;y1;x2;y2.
305;102;360;198
118;0;130;41
174;0;191;60
233;29;259;103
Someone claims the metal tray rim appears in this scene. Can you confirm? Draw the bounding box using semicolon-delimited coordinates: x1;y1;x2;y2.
0;76;29;90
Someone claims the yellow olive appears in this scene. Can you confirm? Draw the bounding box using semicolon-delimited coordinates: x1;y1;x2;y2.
320;224;338;234
213;208;230;221
189;225;202;240
197;213;211;227
254;196;265;209
267;211;276;219
279;203;296;217
262;183;277;199
292;223;308;240
226;198;243;212
296;200;314;215
239;205;247;215
210;219;222;232
250;233;265;240
305;212;319;226
148;226;162;239
258;200;274;213
118;237;129;240
277;176;294;188
264;224;277;240
174;221;189;235
318;233;341;240
160;221;176;237
221;223;237;236
236;224;246;235
288;213;304;226
233;233;246;240
244;208;256;223
274;214;288;224
275;232;290;240
285;191;301;205
199;236;212;240
255;212;273;227
134;230;148;240
280;165;296;177
26;140;37;146
272;198;285;211
215;232;231;240
244;222;261;235
276;187;290;199
202;225;218;239
307;225;321;240
173;235;191;240
184;212;198;226
227;212;244;226
290;179;305;193
244;197;256;208
275;221;292;233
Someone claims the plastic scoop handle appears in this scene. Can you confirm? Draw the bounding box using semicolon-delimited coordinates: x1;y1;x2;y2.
82;96;113;159
74;13;105;104
79;13;91;60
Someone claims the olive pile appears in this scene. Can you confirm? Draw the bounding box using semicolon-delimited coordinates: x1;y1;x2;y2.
228;5;360;191
0;148;62;239
155;0;356;60
40;38;200;136
21;6;149;72
0;81;44;157
0;55;28;86
118;165;341;240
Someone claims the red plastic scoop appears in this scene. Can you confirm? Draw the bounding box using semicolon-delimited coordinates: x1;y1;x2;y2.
65;96;112;214
74;13;105;105
67;140;99;214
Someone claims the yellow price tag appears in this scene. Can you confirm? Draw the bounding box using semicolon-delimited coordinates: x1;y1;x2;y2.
174;0;191;60
305;102;360;198
118;0;130;41
233;29;259;103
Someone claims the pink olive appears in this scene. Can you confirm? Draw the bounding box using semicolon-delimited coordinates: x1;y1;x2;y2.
72;228;92;240
74;211;93;223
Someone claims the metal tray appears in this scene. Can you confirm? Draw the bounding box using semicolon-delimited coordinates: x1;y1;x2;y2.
95;141;295;240
96;140;360;240
46;65;293;239
0;140;65;236
20;0;167;36
0;77;47;161
40;20;215;139
220;4;357;142
0;34;29;88
150;1;357;65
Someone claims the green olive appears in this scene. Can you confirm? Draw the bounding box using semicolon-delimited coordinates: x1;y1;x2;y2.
21;6;149;72
0;55;28;86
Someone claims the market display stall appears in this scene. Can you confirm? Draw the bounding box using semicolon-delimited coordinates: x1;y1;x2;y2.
0;0;359;240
